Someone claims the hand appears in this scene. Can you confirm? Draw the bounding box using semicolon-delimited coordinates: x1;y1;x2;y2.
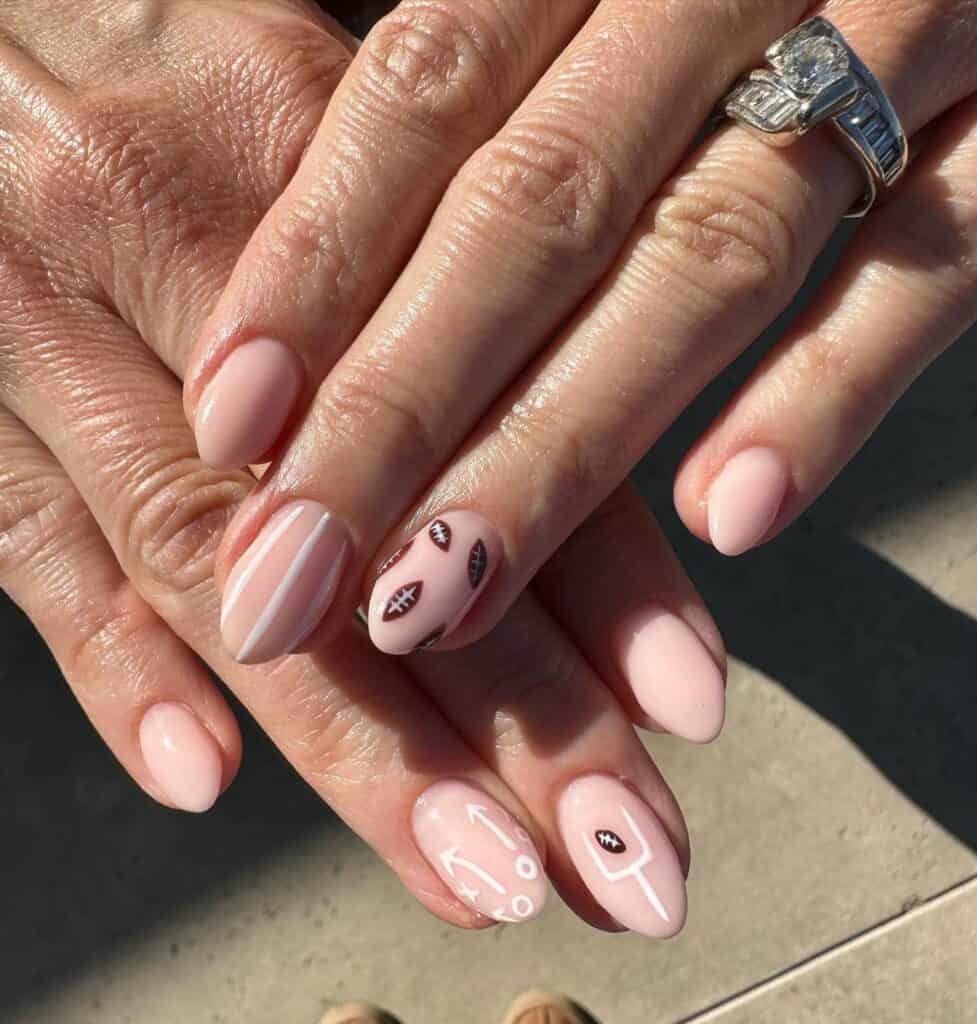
181;0;977;662
0;0;724;938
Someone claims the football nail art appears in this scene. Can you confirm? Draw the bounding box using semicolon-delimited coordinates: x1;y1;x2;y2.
368;511;502;655
413;780;547;923
558;774;687;939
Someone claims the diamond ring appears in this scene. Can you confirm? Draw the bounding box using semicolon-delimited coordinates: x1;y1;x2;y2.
722;17;909;218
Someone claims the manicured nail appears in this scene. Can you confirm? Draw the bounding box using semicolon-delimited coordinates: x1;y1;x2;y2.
195;338;303;470
139;702;223;813
368;511;502;655
707;447;790;556
615;606;726;744
221;501;350;664
558;774;687;939
413;780;547;923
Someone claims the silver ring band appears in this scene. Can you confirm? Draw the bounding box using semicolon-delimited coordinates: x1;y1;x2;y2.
723;17;909;218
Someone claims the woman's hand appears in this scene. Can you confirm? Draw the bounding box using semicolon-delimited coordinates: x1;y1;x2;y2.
0;0;726;938
181;0;977;661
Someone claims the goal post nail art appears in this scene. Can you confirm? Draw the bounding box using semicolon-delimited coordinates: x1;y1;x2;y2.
412;780;547;924
368;511;502;655
557;774;687;939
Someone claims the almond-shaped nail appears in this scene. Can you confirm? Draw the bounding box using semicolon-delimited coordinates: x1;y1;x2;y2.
195;338;303;470
707;447;790;557
413;780;547;923
615;606;726;744
139;702;223;813
221;501;350;664
368;511;502;655
558;774;687;938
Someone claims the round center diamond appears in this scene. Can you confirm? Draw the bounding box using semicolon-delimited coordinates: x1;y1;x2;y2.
780;37;849;94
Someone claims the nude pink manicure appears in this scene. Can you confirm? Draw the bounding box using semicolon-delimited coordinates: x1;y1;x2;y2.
615;606;726;744
221;501;350;664
558;774;687;939
707;447;790;556
195;338;303;470
413;780;547;923
368;511;502;655
139;703;223;813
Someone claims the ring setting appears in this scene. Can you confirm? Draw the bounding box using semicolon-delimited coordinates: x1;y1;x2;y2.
723;17;909;218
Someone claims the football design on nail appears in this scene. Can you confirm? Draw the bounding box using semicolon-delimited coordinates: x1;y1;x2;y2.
382;581;424;621
414;624;446;652
468;539;488;589
375;540;413;580
429;519;452;551
595;829;627;854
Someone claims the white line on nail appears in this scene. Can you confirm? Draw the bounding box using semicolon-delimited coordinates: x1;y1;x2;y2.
221;504;305;630
237;511;333;663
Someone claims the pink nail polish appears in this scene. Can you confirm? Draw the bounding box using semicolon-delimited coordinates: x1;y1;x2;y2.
707;447;790;556
615;607;725;744
139;702;223;813
413;780;547;923
368;511;502;655
195;338;303;470
221;501;350;664
558;774;687;939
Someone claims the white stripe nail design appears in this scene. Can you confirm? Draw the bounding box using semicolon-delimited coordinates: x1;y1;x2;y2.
284;541;349;655
236;511;334;663
221;504;305;631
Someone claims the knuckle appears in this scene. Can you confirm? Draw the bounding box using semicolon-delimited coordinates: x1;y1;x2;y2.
116;457;241;597
358;3;503;139
498;395;605;516
313;364;444;482
214;12;353;185
263;169;367;316
460;124;620;255
62;581;163;700
265;660;396;786
648;176;801;302
0;466;80;578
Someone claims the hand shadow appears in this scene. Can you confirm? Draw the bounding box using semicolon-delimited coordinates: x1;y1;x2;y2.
635;233;977;853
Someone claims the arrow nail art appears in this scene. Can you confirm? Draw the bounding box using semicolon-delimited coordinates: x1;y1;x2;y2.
413;780;546;924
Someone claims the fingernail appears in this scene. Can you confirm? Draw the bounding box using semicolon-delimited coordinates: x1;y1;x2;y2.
368;511;502;655
557;774;687;939
139;702;223;813
615;606;726;744
707;447;790;556
221;501;350;664
195;338;303;470
412;780;547;923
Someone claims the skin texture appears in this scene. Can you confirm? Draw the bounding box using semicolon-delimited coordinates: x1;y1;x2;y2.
180;0;977;669
0;0;732;938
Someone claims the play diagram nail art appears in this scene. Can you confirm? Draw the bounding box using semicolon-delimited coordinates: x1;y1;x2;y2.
558;775;687;939
413;781;547;924
368;511;502;655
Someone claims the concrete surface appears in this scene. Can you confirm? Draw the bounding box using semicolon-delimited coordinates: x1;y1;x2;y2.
3;5;977;1023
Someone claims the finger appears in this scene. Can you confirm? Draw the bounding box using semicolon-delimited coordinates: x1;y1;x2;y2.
534;483;727;744
0;288;546;929
209;0;810;660
365;0;977;647
675;94;977;551
0;406;240;812
408;588;691;938
184;0;598;469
